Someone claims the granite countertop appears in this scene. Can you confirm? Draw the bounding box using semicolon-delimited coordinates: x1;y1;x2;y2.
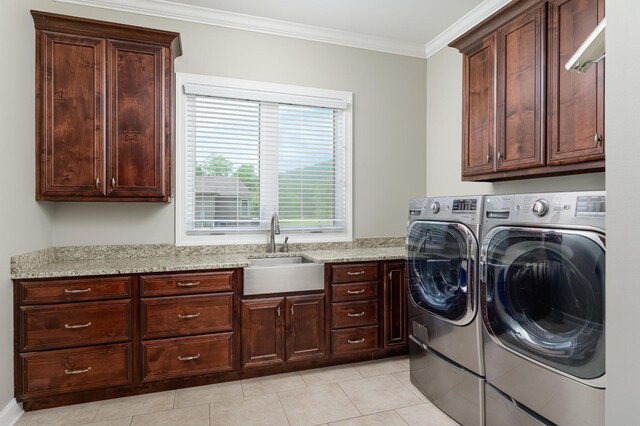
11;246;406;280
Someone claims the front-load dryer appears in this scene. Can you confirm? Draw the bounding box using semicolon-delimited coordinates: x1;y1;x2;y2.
407;196;484;426
480;191;605;426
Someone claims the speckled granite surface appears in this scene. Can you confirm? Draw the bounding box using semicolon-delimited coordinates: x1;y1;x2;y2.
11;239;407;279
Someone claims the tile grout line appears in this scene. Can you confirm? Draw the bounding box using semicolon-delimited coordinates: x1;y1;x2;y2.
91;401;104;423
275;391;294;426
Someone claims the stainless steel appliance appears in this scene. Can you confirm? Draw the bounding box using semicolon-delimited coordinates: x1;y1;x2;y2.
407;196;484;426
481;191;605;426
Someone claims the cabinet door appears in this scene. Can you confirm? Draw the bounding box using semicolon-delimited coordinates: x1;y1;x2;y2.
548;0;605;165
241;298;285;368
496;5;546;171
382;261;407;349
37;32;105;199
285;294;326;363
462;35;496;177
107;41;168;200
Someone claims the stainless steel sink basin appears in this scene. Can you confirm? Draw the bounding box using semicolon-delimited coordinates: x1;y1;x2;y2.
247;256;315;267
244;256;324;295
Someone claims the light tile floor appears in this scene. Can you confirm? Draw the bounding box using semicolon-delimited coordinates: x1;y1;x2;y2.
16;356;460;426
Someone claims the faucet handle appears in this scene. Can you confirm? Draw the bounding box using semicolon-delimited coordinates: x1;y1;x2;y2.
280;236;289;253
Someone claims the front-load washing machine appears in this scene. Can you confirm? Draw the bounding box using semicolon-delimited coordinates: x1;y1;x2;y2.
407;196;485;426
481;191;605;426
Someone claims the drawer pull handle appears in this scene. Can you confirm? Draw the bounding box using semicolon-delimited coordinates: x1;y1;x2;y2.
347;311;366;317
64;322;92;329
65;367;91;375
178;354;201;361
177;281;200;287
347;271;365;276
347;338;365;344
64;288;91;294
177;313;200;319
347;289;365;294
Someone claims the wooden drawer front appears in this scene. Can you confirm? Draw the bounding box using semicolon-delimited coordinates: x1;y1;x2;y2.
21;343;131;398
141;332;234;382
140;271;235;296
21;300;131;351
332;326;379;355
331;263;378;283
18;276;131;305
331;281;378;302
331;300;378;329
141;293;233;339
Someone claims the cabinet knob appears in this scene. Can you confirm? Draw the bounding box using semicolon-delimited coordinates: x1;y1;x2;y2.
594;133;602;147
95;177;100;188
111;178;116;187
497;152;504;161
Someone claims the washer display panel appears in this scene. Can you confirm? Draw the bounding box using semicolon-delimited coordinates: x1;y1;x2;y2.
483;227;605;380
407;221;477;325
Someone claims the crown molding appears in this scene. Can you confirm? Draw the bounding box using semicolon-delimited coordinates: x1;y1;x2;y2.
424;0;511;58
53;0;427;58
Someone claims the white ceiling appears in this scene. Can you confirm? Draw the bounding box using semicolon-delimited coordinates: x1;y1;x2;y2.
167;0;484;45
55;0;511;57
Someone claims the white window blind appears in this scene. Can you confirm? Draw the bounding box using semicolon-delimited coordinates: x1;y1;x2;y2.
180;76;351;241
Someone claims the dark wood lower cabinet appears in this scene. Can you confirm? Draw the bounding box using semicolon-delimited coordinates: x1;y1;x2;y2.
241;298;285;369
15;262;407;411
383;261;407;348
285;295;326;363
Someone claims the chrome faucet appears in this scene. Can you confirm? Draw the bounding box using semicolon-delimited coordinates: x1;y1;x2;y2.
268;212;280;253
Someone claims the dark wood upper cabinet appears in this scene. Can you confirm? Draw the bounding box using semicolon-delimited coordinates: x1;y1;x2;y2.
462;35;496;177
496;4;546;172
451;0;604;181
32;11;181;201
547;0;605;165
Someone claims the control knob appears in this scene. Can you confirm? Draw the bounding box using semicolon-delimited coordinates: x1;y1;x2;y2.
531;199;549;217
431;202;440;214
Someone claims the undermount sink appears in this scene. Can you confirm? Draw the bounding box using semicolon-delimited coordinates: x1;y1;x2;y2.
244;255;324;296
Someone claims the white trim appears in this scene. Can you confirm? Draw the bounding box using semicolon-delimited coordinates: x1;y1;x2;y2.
0;399;24;426
175;73;353;246
53;0;426;58
424;0;511;58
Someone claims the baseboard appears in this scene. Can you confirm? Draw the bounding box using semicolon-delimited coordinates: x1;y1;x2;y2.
0;399;24;426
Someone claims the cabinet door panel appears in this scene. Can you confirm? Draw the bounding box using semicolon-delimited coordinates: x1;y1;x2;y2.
241;298;285;368
285;295;326;363
462;35;496;176
107;41;167;199
39;32;105;198
383;261;407;348
496;6;545;171
548;0;605;165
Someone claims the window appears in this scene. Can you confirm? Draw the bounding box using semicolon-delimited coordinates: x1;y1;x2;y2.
176;74;352;245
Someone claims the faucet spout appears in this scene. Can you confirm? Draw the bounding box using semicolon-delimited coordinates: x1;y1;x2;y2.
269;212;280;252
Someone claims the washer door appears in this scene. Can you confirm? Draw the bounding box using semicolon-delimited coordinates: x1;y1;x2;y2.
482;227;605;381
407;221;478;326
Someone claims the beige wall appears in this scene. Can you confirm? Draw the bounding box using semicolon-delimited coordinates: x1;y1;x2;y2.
605;0;640;422
47;3;427;246
0;0;55;412
425;46;605;196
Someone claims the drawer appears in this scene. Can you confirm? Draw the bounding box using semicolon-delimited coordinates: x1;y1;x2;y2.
331;281;378;302
140;271;235;297
20;300;131;351
331;300;378;329
331;263;378;283
21;343;132;398
141;293;233;340
332;326;379;355
18;276;131;305
141;332;235;382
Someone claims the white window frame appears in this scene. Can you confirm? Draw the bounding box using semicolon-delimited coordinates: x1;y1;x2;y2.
175;73;353;246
